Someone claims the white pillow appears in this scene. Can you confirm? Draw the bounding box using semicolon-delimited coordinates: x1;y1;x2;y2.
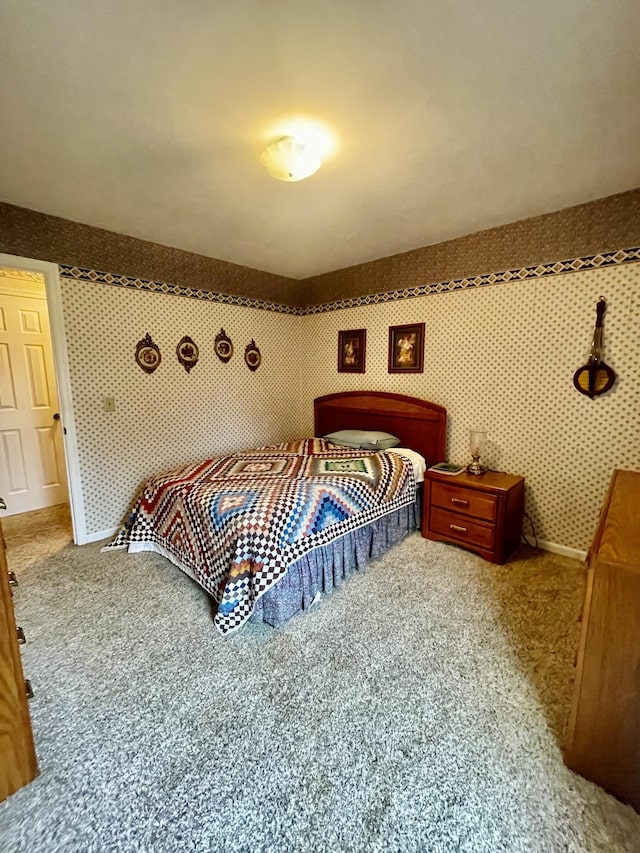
323;429;401;450
386;447;427;483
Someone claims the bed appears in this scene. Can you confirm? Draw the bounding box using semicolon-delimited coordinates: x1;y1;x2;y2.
104;392;446;635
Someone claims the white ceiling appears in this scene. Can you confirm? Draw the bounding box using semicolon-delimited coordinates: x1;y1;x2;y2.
1;1;639;280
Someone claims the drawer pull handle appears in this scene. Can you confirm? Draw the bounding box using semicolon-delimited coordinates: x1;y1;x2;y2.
16;626;26;645
8;571;18;587
25;680;34;700
450;524;468;534
451;498;469;506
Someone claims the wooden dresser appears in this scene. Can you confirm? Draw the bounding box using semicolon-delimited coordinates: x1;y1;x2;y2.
422;469;524;564
564;469;640;811
0;514;38;802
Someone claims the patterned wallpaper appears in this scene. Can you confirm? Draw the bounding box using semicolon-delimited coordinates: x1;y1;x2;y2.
302;188;640;304
0;202;299;306
2;188;639;308
59;278;304;535
298;261;640;553
60;255;639;553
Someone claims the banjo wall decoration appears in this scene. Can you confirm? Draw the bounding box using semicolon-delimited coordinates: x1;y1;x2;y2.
573;297;616;399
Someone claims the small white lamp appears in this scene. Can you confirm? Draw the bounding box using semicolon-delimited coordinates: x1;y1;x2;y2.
260;136;321;182
467;428;488;475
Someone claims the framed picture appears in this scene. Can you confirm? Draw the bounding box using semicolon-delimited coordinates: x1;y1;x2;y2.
388;323;425;373
338;329;366;373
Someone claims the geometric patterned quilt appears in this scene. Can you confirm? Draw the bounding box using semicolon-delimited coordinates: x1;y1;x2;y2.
103;438;415;635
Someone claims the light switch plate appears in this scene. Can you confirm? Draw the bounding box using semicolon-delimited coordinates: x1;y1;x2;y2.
103;397;116;412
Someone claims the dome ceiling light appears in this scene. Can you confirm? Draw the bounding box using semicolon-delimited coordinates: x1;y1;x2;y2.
260;135;322;182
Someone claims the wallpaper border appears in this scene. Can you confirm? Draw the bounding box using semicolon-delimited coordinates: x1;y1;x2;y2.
59;246;640;315
57;265;301;315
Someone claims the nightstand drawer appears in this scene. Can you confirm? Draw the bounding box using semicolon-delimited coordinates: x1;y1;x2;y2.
431;481;498;522
430;506;495;550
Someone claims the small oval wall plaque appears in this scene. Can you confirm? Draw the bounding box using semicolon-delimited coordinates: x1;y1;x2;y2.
244;339;261;371
135;333;161;374
214;328;233;363
177;335;199;373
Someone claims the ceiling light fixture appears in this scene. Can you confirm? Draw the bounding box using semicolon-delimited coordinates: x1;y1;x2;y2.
260;135;322;182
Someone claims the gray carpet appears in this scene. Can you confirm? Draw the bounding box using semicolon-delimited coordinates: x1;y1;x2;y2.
1;506;639;853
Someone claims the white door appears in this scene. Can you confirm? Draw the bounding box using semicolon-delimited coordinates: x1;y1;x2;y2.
0;274;68;515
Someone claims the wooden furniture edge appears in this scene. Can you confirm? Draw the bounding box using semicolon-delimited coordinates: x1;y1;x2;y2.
0;521;38;802
564;470;618;757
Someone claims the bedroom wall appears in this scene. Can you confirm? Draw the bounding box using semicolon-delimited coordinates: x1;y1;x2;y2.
298;258;640;555
1;193;638;552
64;248;639;552
58;273;304;538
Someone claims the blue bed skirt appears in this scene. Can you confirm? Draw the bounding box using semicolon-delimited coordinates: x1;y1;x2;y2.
249;496;421;627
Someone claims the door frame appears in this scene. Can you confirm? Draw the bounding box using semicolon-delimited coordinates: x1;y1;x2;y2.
0;253;86;544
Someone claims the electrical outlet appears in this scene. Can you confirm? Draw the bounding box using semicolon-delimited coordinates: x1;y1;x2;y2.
103;397;116;412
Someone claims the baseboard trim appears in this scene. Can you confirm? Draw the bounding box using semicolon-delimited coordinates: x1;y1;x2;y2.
538;539;587;562
85;526;119;545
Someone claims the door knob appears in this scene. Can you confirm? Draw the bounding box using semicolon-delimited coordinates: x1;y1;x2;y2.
53;412;60;420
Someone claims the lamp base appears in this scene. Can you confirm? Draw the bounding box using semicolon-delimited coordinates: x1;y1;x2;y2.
466;458;486;475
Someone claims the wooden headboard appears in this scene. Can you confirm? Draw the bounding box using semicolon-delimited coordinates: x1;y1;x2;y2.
314;391;446;466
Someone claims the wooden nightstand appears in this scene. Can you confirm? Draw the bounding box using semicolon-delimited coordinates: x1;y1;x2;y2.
422;468;524;564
